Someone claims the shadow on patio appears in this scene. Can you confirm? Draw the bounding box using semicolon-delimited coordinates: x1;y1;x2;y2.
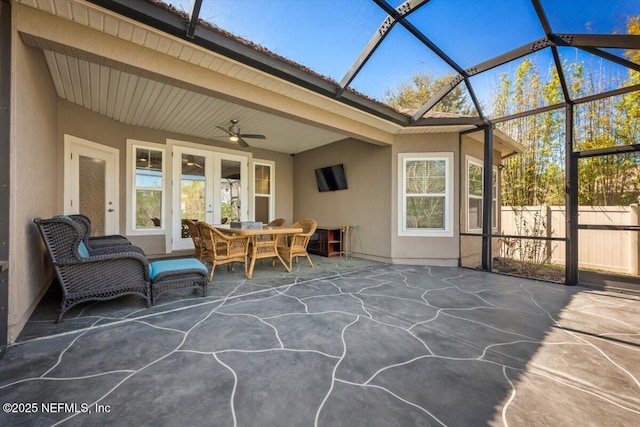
1;256;639;426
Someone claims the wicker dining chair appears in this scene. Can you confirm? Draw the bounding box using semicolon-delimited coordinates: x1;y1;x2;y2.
276;218;317;271
267;218;286;227
258;218;287;265
197;222;251;281
182;219;207;261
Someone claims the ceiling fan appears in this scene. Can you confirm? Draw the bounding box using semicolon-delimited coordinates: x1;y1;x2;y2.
182;154;203;168
216;119;266;148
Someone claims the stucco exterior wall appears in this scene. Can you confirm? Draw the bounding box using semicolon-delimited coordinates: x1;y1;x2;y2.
9;26;58;341
293;133;503;266
293;138;392;260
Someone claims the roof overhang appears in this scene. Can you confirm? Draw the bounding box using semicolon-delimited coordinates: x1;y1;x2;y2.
16;0;407;153
464;129;525;159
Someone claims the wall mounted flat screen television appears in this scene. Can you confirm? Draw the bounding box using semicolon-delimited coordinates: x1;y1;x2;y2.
315;164;348;192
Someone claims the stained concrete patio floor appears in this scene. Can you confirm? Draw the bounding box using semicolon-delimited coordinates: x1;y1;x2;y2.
1;256;639;426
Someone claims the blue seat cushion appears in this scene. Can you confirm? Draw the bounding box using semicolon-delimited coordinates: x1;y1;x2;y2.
78;241;90;258
149;258;208;280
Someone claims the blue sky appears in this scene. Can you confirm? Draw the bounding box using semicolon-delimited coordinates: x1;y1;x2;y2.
171;0;639;110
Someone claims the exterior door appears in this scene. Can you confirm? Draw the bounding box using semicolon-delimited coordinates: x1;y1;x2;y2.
172;146;248;250
64;135;119;235
173;146;214;250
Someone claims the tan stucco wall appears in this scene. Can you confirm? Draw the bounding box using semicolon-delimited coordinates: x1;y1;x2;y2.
9;28;59;341
58;100;294;254
391;133;461;265
293;139;392;260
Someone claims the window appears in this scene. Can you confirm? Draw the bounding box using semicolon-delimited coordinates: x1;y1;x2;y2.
467;158;483;232
399;152;453;236
492;168;498;229
129;143;165;232
254;160;274;223
466;156;498;233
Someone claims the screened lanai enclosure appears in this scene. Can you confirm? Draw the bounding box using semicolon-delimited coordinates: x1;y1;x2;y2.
82;0;640;290
2;0;640;348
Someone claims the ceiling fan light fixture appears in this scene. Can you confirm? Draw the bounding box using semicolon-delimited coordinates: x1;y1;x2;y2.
216;119;265;148
186;154;195;166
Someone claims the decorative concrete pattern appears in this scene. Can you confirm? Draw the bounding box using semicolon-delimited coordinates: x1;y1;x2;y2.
1;262;639;426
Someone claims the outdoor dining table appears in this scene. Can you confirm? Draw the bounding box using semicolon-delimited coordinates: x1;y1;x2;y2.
214;224;303;279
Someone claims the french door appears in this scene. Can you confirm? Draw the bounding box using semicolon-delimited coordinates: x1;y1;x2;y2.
172;146;248;250
64;135;119;236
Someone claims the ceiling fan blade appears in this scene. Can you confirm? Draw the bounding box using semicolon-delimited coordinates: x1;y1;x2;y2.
239;133;266;139
216;125;234;136
238;138;250;148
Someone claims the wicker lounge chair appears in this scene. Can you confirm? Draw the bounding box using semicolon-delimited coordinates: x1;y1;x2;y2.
276;218;317;271
69;214;132;250
34;216;208;322
197;222;250;281
67;214;144;255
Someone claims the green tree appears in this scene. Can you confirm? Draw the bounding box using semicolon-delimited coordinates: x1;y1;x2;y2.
497;15;639;207
573;16;640;205
384;73;474;114
386;17;639;208
497;58;564;206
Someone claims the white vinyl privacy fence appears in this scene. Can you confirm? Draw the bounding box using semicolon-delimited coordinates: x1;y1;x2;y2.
500;205;640;275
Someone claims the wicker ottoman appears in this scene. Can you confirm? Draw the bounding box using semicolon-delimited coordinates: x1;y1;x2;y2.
149;258;209;304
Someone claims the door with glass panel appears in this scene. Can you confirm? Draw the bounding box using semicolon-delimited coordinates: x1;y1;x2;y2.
64;135;119;236
172;147;248;250
173;147;214;250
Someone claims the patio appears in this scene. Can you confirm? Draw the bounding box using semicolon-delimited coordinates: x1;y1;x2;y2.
1;256;639;426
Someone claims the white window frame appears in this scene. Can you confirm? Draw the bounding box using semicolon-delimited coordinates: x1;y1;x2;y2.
465;155;498;233
398;152;454;237
253;159;275;223
466;156;484;233
492;167;499;230
126;139;167;235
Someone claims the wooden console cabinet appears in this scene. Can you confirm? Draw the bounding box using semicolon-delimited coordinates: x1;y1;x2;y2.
308;226;342;257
